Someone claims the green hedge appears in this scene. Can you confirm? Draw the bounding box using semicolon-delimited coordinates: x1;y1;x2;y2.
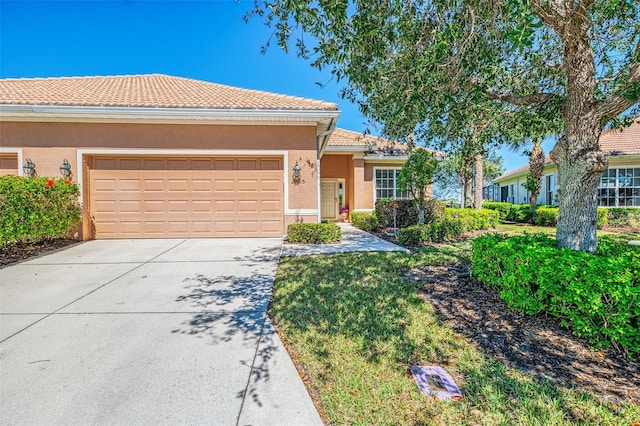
482;202;511;219
483;202;609;229
287;222;342;244
444;208;500;231
607;208;640;228
350;212;379;232
397;208;498;246
1;176;82;245
471;233;640;358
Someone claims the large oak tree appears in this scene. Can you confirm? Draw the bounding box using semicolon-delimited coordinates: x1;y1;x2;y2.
248;0;639;252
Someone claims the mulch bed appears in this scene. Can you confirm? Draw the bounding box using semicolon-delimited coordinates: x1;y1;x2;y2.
406;263;640;405
0;238;79;267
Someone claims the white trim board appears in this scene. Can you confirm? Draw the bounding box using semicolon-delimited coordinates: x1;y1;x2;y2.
0;147;23;176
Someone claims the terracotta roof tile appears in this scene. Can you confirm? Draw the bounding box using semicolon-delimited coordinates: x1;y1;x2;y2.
326;128;407;153
494;118;640;182
0;74;338;111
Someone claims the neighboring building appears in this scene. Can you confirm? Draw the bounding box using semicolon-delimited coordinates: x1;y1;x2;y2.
490;119;640;207
0;74;411;239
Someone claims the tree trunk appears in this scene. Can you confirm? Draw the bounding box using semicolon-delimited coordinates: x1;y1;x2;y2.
474;153;483;210
528;142;545;211
462;156;473;208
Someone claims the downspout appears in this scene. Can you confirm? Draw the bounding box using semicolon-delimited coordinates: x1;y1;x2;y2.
316;118;337;223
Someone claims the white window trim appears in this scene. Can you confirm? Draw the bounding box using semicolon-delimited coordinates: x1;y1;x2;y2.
0;147;23;176
598;167;640;208
373;166;408;203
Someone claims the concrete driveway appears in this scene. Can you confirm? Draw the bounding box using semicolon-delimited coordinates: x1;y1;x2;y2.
0;239;322;426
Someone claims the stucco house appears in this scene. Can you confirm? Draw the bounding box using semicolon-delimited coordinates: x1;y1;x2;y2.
0;74;409;239
488;119;640;208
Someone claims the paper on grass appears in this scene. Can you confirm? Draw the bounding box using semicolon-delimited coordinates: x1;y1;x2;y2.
411;366;462;401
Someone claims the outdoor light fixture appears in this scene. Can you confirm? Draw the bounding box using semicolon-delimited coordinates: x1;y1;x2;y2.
60;159;72;178
292;161;301;183
23;158;36;177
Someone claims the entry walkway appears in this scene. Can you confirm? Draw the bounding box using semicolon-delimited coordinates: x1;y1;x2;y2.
281;223;409;257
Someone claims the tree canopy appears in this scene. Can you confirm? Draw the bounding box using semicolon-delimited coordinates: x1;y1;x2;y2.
248;0;640;252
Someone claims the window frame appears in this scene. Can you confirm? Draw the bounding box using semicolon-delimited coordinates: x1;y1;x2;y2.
373;167;409;202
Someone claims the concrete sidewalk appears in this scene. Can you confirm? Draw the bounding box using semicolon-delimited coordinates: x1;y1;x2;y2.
0;239;322;426
281;223;409;257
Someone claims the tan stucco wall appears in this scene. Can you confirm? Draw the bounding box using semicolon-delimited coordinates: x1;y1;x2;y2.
285;214;317;228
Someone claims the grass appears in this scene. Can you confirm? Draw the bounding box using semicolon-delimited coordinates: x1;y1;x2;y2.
272;236;639;425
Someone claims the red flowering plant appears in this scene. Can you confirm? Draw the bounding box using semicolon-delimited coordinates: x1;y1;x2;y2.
1;176;81;244
339;206;349;214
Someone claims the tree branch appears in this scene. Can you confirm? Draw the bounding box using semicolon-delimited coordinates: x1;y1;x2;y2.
595;40;640;124
486;87;557;106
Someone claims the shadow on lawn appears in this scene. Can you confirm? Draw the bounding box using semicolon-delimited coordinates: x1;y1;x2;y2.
170;244;282;408
273;252;636;424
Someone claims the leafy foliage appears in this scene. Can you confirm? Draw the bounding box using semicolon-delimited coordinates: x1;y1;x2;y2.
471;234;640;358
607;208;640;228
397;208;498;246
349;212;379;232
375;198;446;229
247;0;640;252
397;148;438;223
0;176;81;244
287;222;342;244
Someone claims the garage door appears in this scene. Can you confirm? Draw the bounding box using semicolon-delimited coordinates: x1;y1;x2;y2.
0;153;18;176
88;156;284;238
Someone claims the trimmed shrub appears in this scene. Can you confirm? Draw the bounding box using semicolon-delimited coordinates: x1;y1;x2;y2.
471;233;640;358
424;199;447;224
350;212;379;232
445;208;500;231
483;202;511;219
506;204;534;223
375;199;418;228
597;208;609;229
607;208;640;228
396;225;427;246
287;222;342;244
532;206;558;226
1;176;81;245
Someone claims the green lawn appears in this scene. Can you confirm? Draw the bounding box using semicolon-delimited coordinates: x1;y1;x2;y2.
272;237;639;425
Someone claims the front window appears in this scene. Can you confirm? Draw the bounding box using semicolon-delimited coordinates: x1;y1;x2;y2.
598;168;640;207
375;169;409;201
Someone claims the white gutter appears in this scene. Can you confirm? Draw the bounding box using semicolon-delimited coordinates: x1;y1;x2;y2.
0;104;341;124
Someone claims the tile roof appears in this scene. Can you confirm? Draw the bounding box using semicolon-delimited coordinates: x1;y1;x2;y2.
494;118;640;182
326;128;407;153
0;74;338;111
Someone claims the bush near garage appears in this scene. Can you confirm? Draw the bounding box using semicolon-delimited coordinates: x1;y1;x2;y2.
287;222;342;244
471;233;640;358
350;212;379;232
0;176;81;245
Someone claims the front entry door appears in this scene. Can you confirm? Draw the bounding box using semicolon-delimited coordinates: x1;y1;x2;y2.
321;180;338;219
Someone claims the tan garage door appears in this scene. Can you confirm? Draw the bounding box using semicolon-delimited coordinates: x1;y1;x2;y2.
88;156;284;238
0;153;19;176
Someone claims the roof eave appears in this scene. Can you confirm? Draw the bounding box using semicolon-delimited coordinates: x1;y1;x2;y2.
0;104;341;126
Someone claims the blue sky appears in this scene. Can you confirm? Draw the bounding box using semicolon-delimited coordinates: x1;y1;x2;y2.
0;0;542;171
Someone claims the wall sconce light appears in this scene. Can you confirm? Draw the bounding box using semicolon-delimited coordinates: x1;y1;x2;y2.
292;161;301;184
60;159;72;178
23;158;36;177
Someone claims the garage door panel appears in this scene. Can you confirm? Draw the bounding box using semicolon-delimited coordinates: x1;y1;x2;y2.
89;156;284;238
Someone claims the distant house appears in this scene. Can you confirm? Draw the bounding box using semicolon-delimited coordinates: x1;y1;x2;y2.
488;119;640;207
0;74;412;239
